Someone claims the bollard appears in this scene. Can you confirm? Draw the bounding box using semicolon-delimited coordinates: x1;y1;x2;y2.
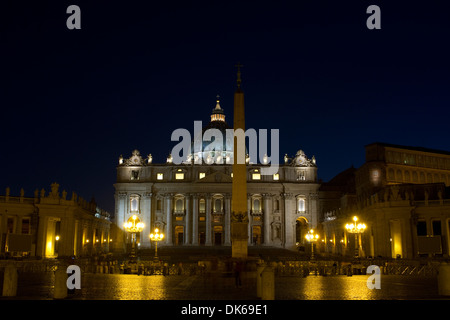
256;264;265;299
2;265;18;297
261;266;275;300
438;262;450;296
54;267;68;299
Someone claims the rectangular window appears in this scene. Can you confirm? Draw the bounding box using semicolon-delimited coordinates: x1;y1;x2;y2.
432;220;442;236
175;173;185;180
252;173;261;180
297;171;306;181
199;172;206;179
157;173;164;180
417;221;427;236
131;170;139;180
273;173;279;180
199;216;206;222
175;216;183;221
21;218;30;234
297;198;305;212
199;199;206;213
7;218;14;233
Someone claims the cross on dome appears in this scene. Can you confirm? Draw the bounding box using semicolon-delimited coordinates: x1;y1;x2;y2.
211;95;225;122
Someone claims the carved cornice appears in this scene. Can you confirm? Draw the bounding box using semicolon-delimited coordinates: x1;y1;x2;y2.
118;192;127;198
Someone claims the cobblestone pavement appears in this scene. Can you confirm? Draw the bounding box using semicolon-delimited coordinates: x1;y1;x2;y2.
3;271;447;300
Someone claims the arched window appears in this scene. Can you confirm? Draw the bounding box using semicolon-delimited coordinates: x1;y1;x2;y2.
175;198;184;213
297;198;305;213
253;198;261;213
420;172;425;183
405;171;410;182
214;198;222;212
396;170;403;182
388;168;395;180
130;195;140;213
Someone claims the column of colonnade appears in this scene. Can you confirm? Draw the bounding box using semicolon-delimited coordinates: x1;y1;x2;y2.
156;193;277;247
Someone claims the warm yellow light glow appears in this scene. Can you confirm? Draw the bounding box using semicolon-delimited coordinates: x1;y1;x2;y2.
252;173;261;180
150;228;164;241
346;216;366;234
199;173;206;179
55;235;60;241
157;173;164;180
86;239;89;243
175;173;185;180
273;173;279;180
305;229;319;242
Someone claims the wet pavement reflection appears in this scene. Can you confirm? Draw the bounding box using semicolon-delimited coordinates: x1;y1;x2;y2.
8;272;444;300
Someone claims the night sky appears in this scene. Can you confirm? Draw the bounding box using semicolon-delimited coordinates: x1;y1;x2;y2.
1;0;449;214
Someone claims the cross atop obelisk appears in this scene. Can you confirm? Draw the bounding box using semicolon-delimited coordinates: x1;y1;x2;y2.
235;62;244;89
231;62;248;259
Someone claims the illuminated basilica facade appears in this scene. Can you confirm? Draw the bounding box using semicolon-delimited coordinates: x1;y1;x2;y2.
114;97;320;251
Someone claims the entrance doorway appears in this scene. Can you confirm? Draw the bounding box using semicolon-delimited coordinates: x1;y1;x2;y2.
295;217;308;249
199;232;206;245
214;226;223;245
252;226;262;245
175;226;184;246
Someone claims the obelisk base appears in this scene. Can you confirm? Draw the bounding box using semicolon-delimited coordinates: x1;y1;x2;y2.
231;222;248;259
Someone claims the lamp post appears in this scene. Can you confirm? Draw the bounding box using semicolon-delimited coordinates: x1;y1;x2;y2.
345;216;366;259
149;228;164;260
305;229;319;260
123;215;144;263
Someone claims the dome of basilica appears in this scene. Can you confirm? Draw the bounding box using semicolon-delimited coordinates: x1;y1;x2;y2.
189;96;234;164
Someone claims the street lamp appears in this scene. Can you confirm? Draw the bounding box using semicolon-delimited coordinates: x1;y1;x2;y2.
345;216;366;259
149;228;164;260
123;215;144;263
305;229;319;260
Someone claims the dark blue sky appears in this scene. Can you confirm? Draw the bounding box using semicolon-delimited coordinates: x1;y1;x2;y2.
1;0;449;213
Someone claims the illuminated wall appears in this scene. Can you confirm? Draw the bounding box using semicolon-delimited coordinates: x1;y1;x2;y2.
390;219;403;258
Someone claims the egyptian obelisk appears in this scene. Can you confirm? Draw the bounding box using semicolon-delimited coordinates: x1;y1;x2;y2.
231;63;248;259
